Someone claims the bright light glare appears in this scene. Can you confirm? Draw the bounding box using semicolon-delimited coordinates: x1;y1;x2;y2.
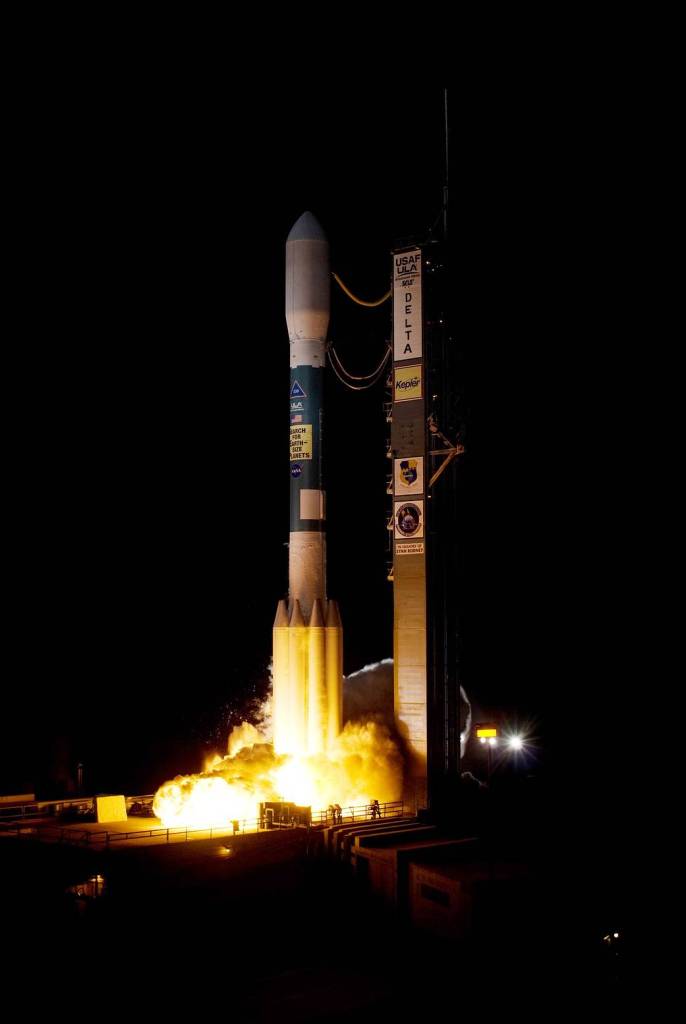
153;717;404;828
488;737;497;747
508;736;524;751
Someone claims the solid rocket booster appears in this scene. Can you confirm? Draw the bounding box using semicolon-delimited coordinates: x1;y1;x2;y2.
272;212;343;756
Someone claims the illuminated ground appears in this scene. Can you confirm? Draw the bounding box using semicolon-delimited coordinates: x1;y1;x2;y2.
1;778;627;1010
2;815;245;846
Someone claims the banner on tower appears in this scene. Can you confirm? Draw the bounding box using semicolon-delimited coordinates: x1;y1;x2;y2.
393;248;423;362
394;364;423;403
396;541;425;556
394;500;424;540
394;456;424;496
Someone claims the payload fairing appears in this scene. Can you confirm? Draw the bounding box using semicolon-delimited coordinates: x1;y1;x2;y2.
272;213;343;756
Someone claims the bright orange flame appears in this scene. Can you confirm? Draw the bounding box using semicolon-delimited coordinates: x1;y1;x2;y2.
203;753;223;773
153;775;257;827
153;719;403;827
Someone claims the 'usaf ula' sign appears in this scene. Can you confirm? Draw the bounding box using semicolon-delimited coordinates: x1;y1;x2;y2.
393;248;422;362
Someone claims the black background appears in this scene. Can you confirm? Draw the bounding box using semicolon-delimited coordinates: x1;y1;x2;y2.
4;79;641;851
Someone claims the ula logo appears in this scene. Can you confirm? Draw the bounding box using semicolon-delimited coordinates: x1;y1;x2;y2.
395;253;420;271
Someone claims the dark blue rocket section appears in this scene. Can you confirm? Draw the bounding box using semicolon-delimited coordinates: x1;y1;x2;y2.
289;364;324;533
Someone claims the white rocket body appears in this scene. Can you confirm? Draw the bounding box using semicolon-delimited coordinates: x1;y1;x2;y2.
273;213;343;756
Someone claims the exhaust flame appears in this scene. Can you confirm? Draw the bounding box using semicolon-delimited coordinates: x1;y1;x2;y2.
153;718;402;827
227;721;263;757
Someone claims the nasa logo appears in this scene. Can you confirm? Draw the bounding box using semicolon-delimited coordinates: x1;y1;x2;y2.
396;503;421;536
291;464;302;478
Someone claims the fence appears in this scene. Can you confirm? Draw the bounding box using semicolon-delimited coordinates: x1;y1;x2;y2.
311;801;405;826
0;800;405;847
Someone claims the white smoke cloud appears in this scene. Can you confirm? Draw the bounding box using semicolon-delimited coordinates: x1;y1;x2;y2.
343;658;472;758
153;657;472;827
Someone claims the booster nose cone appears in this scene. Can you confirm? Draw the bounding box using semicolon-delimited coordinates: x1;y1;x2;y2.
287;211;328;243
286;210;330;346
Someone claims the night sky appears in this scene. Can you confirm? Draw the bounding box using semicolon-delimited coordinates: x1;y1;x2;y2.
4;82;639;830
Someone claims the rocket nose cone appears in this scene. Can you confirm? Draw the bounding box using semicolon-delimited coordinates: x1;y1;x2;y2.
287;211;327;243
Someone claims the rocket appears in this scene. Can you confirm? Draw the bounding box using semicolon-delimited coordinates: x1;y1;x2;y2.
272;212;343;757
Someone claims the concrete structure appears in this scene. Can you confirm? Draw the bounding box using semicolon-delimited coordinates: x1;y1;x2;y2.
390;247;428;810
408;856;532;939
0;792;35;805
321;815;533;942
391;240;464;816
321;816;417;858
408;860;479;939
353;834;473;911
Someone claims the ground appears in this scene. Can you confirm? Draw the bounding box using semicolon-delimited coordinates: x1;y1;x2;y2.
2;794;629;1016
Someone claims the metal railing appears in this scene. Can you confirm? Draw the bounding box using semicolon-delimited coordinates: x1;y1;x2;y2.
98;819;263;846
0;800;406;847
0;817;262;847
311;801;405;826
